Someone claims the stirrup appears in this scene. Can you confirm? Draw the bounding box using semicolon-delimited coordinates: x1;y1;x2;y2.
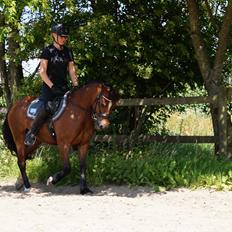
24;132;36;146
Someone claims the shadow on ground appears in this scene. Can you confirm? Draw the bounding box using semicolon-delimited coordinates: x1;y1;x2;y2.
0;182;162;199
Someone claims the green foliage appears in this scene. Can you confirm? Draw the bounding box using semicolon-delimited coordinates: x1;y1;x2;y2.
13;75;41;100
86;144;232;191
72;3;201;98
0;135;18;179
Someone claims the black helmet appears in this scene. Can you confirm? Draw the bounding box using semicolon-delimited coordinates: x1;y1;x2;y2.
51;24;69;36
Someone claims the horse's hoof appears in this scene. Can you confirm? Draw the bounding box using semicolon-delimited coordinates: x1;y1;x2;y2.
15;177;24;191
23;187;31;192
47;176;53;186
80;188;93;195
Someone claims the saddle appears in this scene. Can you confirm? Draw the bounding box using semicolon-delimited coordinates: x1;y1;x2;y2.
26;91;70;138
27;91;70;120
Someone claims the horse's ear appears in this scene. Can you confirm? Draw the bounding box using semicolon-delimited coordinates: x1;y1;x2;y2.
102;82;119;102
103;82;111;91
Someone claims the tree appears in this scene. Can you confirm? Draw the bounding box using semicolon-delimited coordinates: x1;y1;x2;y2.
0;1;27;105
0;12;11;106
186;0;232;154
71;0;202;134
0;0;54;106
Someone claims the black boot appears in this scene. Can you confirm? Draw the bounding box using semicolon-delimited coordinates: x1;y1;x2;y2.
24;106;50;146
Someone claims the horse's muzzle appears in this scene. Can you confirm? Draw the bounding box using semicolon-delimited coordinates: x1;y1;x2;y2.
95;118;110;130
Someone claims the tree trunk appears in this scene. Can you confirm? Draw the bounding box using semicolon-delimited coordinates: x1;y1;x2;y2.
8;30;24;89
0;13;12;106
186;0;232;155
0;41;12;107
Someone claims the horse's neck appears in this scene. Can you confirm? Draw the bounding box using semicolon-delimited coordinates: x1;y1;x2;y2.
72;84;101;108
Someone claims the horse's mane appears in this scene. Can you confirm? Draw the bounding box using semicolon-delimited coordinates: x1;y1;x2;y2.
71;80;118;101
84;80;104;85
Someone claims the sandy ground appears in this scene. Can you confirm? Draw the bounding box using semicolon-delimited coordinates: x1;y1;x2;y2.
0;181;232;232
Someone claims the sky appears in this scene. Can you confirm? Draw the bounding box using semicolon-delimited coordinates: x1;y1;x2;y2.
22;58;40;76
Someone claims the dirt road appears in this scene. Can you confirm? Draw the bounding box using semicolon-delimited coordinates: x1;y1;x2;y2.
0;181;231;232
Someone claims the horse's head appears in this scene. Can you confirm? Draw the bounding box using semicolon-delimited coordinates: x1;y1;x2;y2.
92;83;118;130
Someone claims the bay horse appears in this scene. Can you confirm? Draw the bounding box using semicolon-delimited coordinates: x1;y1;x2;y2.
2;81;118;194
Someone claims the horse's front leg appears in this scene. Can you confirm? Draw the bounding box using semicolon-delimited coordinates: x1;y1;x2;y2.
16;148;31;192
47;143;71;185
78;143;93;195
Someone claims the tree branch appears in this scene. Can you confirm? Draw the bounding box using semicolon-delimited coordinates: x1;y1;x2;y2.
212;2;232;82
186;0;212;81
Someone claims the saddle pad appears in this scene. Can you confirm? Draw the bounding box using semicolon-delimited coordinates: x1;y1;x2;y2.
26;91;70;121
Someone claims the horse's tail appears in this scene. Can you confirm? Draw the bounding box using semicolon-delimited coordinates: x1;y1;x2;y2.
2;110;17;155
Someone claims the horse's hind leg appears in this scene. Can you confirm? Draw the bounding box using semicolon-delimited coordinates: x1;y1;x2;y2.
47;143;71;185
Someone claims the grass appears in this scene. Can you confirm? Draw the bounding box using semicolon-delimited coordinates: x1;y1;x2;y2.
0;110;232;191
87;143;232;191
165;109;213;136
1;141;232;191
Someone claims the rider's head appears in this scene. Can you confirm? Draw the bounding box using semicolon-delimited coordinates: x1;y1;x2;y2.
51;24;69;48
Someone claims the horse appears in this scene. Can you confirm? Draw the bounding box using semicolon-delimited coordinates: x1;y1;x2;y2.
2;81;118;194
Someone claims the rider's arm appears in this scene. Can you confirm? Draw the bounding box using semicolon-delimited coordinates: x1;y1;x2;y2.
39;59;54;88
68;61;78;87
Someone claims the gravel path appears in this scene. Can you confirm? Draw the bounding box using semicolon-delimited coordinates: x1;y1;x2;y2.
0;182;232;232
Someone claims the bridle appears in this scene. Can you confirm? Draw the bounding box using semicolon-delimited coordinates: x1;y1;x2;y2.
70;85;114;126
92;92;112;121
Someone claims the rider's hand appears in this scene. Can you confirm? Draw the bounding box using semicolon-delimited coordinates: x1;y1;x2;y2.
72;85;79;91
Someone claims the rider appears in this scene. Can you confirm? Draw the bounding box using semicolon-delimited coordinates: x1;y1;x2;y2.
24;23;78;146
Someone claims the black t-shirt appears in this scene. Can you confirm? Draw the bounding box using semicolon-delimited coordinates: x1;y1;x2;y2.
40;44;74;87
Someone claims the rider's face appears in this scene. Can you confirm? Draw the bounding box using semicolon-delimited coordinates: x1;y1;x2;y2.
52;33;68;46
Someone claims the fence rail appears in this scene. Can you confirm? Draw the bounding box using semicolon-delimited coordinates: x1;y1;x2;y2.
117;95;217;106
94;87;232;156
100;94;217;145
93;135;216;144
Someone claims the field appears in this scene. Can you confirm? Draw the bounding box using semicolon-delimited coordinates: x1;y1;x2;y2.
165;110;213;136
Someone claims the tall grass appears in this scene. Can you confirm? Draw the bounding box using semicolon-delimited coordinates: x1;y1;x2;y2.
165;109;213;136
0;138;18;179
1;142;232;191
87;143;232;190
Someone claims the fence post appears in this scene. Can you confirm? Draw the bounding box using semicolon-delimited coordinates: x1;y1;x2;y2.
218;87;228;156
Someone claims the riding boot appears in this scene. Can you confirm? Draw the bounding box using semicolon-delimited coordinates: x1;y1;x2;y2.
24;107;50;146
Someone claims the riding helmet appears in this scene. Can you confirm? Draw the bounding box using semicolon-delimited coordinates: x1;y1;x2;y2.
51;24;69;36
